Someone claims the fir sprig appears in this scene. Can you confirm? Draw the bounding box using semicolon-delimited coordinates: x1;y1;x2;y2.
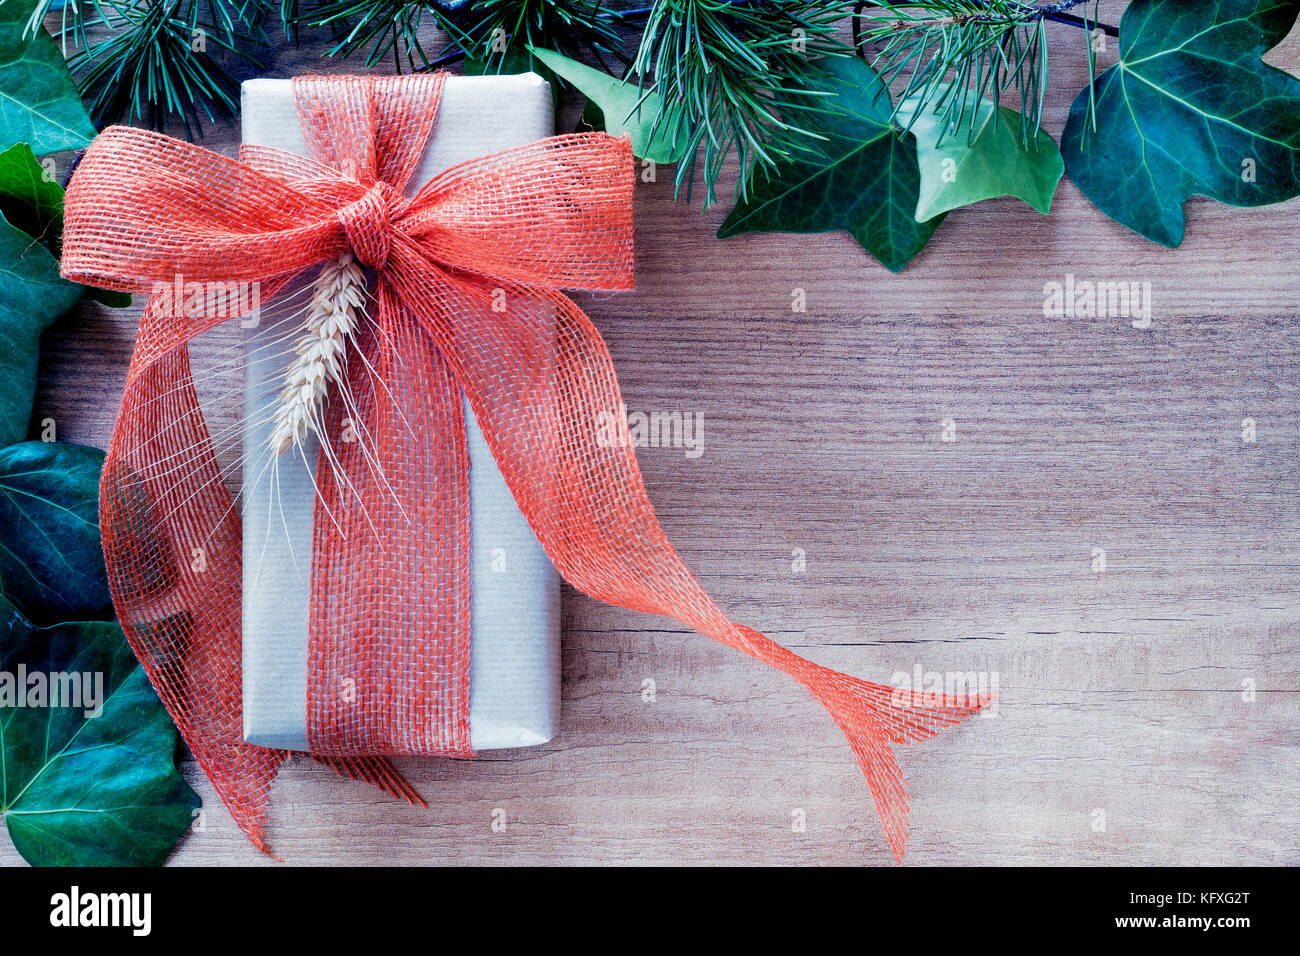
21;0;111;51
631;0;857;206
297;0;430;69
42;0;268;138
301;0;626;74
853;1;1107;143
436;0;626;72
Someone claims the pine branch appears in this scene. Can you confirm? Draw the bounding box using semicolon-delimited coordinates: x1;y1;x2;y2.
631;0;860;207
44;0;268;139
851;1;1116;144
300;0;626;75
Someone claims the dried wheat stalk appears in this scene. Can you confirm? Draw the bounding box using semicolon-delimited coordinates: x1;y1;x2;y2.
268;252;366;456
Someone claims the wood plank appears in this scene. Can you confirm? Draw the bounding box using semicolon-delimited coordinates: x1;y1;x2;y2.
5;1;1297;865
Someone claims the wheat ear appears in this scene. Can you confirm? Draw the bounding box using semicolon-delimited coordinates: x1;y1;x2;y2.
268;252;367;456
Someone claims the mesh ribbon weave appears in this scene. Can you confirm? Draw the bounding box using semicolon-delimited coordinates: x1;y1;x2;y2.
60;73;984;861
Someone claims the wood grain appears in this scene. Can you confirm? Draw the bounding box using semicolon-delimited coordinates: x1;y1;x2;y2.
4;2;1297;865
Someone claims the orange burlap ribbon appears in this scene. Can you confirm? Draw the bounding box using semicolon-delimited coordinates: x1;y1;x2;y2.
61;73;983;861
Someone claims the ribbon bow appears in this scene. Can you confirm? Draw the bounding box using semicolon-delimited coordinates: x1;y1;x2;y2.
61;73;982;861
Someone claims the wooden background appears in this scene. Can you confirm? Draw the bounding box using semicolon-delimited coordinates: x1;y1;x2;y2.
4;1;1298;865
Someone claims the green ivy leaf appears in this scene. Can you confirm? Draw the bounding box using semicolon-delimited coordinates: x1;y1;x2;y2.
529;47;688;164
0;441;111;626
0;211;83;447
0;142;62;242
901;93;1064;221
0;0;97;155
0;594;200;866
718;57;943;273
1061;0;1300;247
0;145;131;309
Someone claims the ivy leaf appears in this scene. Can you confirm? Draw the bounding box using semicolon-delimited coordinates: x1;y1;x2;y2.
0;594;200;866
0;142;62;242
901;93;1065;221
529;47;688;164
1061;0;1300;247
0;212;83;447
0;145;131;309
0;0;97;155
718;57;943;273
0;441;111;626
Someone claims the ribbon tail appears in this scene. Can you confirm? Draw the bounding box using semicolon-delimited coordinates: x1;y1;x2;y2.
312;755;427;807
734;625;982;860
403;272;985;861
101;303;286;854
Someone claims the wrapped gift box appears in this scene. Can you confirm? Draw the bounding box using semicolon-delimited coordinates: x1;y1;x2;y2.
239;74;561;752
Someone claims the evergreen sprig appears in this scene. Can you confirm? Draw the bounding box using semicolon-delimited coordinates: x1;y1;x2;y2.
854;1;1105;143
436;0;626;72
632;0;857;205
28;0;1121;186
22;0;110;51
35;0;268;138
301;0;625;74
